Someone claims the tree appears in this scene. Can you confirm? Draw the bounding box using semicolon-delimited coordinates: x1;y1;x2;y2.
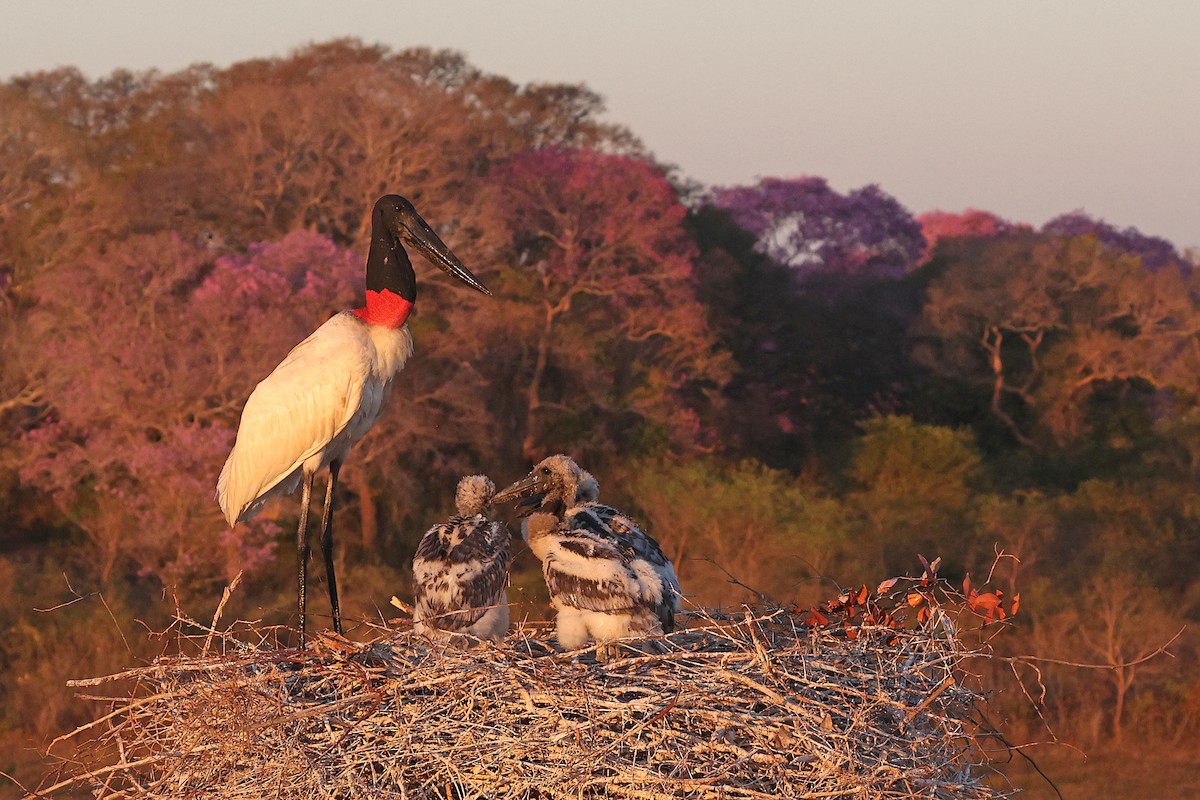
711;176;925;278
0;78;116;435
1028;576;1180;747
111;41;636;250
847;416;984;574
1043;211;1185;273
915;208;1027;265
917;233;1200;448
480;147;728;463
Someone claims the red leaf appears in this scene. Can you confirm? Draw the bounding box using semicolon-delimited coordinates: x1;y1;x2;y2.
876;577;899;594
968;592;1002;612
806;609;829;626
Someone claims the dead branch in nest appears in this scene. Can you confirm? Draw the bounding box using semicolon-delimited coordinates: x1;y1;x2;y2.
29;602;1016;800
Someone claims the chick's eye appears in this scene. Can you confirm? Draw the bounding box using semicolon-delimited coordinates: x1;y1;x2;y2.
540;467;551;475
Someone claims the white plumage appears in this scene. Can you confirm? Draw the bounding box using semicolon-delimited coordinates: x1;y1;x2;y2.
217;314;412;525
495;455;681;651
412;475;512;643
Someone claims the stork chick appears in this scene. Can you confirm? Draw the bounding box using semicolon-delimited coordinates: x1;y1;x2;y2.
495;455;680;656
413;475;512;643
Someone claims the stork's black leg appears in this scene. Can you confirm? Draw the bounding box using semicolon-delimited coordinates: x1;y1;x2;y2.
297;472;315;644
320;460;343;635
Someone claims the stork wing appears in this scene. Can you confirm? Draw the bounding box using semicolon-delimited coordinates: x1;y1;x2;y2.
414;518;512;631
540;525;643;615
216;314;373;525
566;503;682;630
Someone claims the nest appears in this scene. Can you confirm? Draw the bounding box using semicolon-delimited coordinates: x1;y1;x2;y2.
38;608;1012;799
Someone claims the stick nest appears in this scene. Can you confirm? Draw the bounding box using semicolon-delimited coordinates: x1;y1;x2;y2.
42;608;1012;799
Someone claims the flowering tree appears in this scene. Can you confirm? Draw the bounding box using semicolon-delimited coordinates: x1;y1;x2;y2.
916;208;1027;264
1043;211;1185;272
17;231;371;595
711;176;925;278
481;147;728;462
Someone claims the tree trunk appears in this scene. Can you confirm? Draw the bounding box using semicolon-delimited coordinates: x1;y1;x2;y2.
351;471;379;552
985;326;1036;447
522;300;557;464
1112;664;1135;746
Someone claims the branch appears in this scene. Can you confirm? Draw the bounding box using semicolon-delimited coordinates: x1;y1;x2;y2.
0;381;44;418
996;626;1184;671
689;556;770;603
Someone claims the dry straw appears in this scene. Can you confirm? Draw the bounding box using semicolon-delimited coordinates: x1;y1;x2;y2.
36;606;1013;799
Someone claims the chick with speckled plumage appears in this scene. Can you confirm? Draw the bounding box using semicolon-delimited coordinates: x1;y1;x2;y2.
412;475;512;643
494;455;681;656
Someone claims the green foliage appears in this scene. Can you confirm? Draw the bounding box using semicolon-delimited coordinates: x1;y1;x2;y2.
850;415;984;505
627;457;849;606
847;416;985;573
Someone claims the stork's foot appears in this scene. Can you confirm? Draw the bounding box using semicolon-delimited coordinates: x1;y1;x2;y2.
310;629;357;657
597;638;669;662
596;641;631;663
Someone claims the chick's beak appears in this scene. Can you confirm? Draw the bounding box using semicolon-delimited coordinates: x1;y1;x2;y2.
493;472;547;506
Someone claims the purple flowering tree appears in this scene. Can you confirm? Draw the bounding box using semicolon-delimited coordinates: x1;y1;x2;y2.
1042;212;1185;272
711;176;925;278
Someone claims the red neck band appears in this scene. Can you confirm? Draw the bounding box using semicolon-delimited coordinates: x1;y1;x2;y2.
352;289;413;329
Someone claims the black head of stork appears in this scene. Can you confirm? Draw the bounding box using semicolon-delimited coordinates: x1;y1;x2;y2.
494;454;595;518
368;195;492;303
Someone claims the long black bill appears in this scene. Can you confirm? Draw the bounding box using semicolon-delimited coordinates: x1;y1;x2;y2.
402;212;492;297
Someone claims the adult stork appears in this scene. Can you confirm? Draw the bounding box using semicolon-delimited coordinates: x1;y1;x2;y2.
494;455;681;656
217;195;490;638
412;475;513;643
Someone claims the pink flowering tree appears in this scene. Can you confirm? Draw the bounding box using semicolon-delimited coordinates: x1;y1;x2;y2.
18;230;367;596
480;147;729;463
916;208;1027;264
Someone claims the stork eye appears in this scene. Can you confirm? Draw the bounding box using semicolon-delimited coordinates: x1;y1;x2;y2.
540;467;551;475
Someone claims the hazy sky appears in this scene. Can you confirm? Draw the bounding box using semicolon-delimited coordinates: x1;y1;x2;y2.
3;1;1198;248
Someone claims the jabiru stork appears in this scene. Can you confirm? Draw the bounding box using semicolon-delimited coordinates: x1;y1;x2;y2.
494;455;681;655
216;195;490;639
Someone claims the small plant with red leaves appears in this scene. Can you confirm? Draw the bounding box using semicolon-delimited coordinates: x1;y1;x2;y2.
803;553;1020;637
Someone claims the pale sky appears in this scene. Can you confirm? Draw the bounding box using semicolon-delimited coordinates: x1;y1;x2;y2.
3;1;1198;249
